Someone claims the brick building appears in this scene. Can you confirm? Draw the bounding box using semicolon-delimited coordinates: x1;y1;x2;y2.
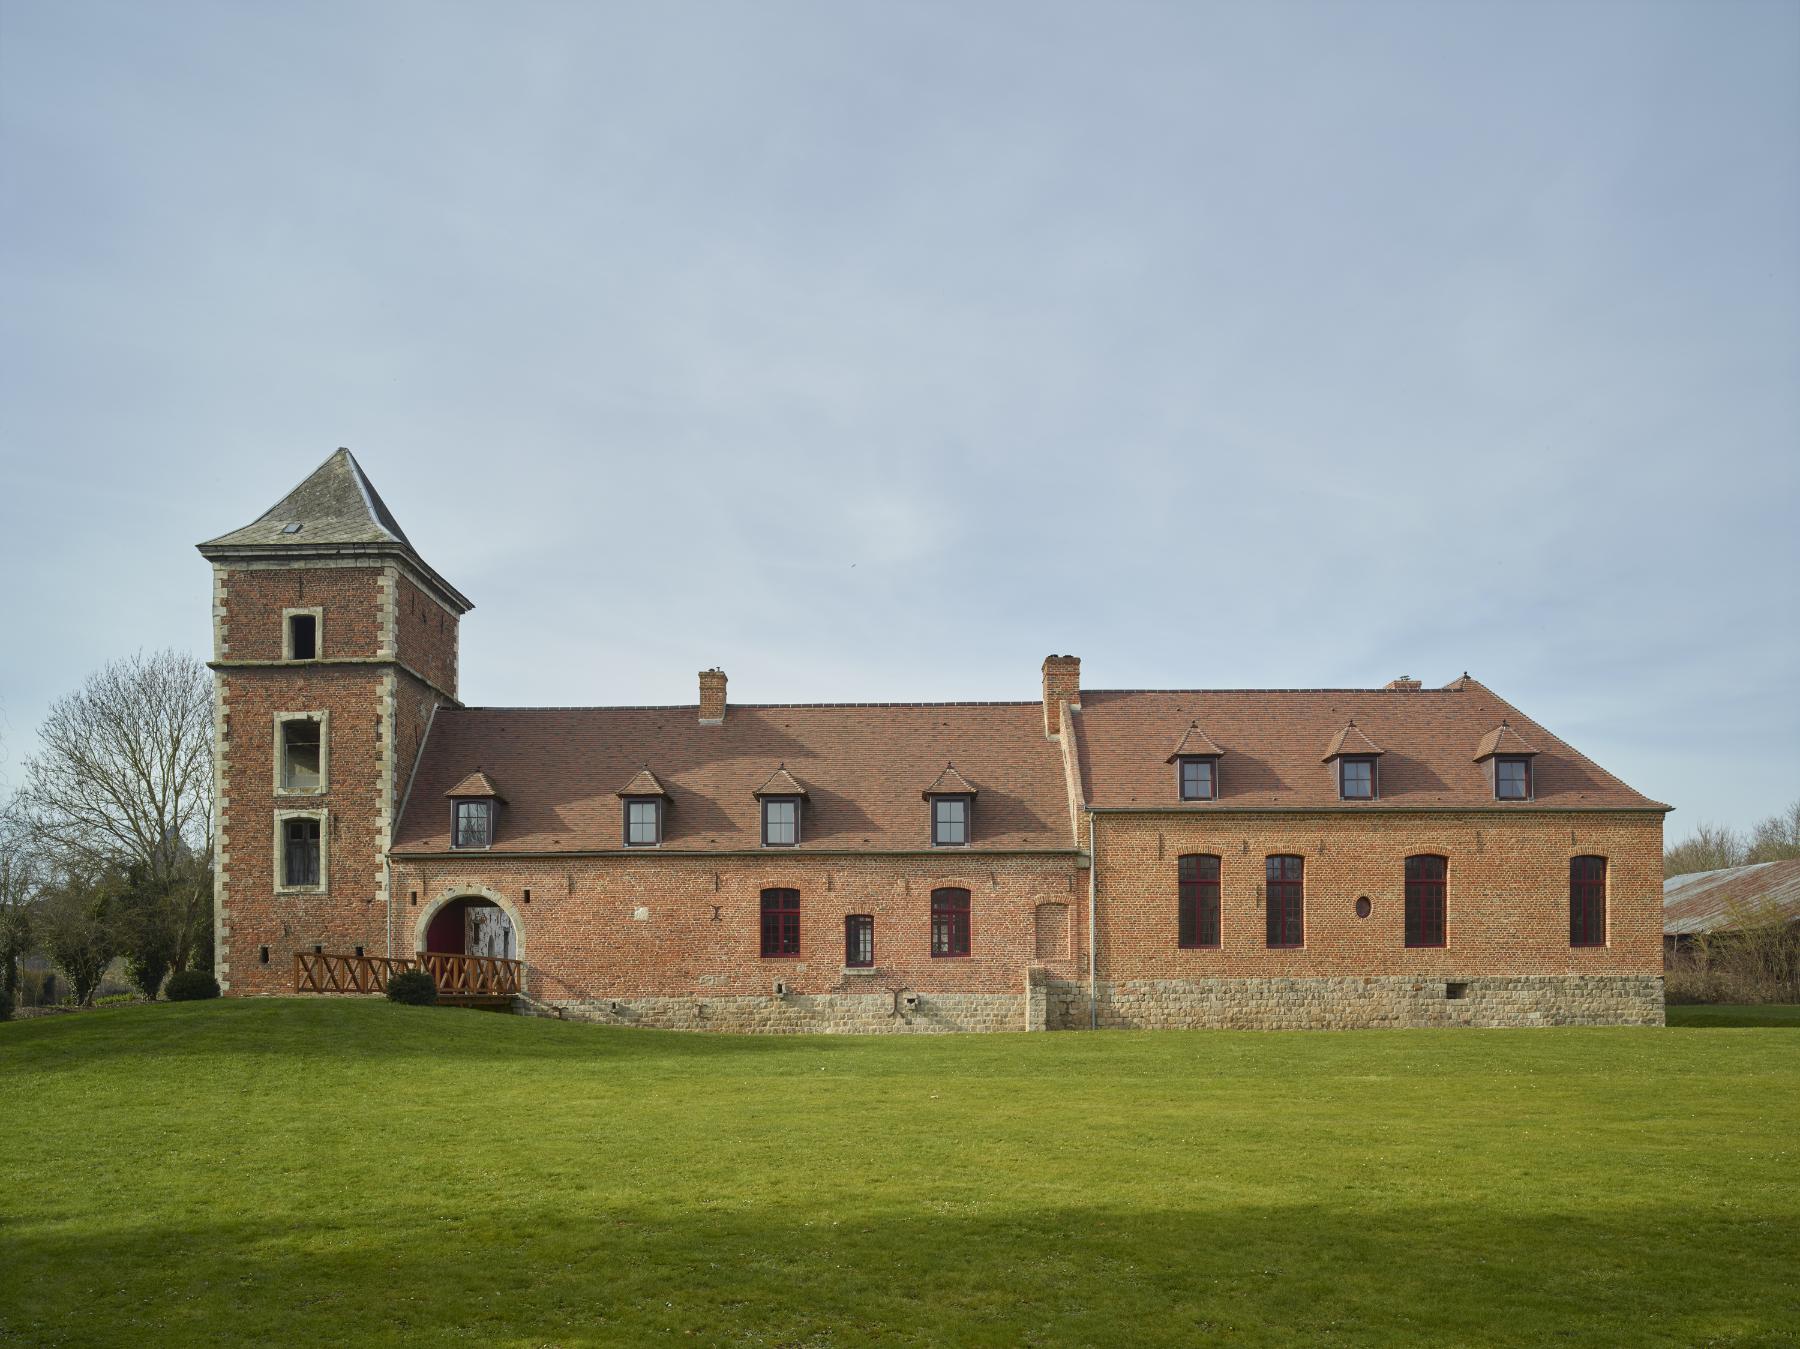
200;450;1669;1030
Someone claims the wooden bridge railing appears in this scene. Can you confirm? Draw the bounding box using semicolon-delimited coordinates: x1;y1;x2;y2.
293;950;523;999
294;950;414;995
417;951;523;998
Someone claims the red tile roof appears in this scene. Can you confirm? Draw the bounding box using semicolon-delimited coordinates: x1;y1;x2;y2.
1166;723;1225;761
1322;721;1385;761
1475;722;1539;761
1074;679;1666;811
615;767;669;798
921;763;979;798
753;765;810;799
444;769;504;799
394;703;1075;854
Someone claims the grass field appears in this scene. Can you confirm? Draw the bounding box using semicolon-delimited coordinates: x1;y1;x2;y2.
3;1002;1797;1347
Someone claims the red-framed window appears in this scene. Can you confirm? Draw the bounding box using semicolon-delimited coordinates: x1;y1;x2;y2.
1569;856;1607;947
1404;854;1447;947
1178;854;1221;948
760;888;800;957
931;887;971;957
1265;855;1304;948
845;914;874;968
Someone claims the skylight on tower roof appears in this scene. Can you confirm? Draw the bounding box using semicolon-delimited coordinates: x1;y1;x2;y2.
281;522;303;534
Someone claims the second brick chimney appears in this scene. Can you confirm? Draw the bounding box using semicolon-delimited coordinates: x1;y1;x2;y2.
699;668;727;723
1042;654;1081;737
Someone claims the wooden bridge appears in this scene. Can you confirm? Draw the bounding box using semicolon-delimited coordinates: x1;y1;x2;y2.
294;950;523;1007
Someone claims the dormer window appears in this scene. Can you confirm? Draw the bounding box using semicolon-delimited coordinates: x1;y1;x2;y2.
1338;756;1377;800
1475;721;1539;802
624;799;663;846
615;767;670;847
762;798;800;847
445;770;504;850
754;765;809;849
932;796;971;846
1495;756;1532;800
921;763;978;848
453;800;493;849
1177;756;1217;801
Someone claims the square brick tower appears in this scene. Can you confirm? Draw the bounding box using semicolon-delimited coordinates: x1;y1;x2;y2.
197;450;471;993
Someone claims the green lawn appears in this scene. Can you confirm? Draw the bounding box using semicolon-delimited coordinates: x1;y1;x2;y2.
1666;1002;1800;1028
3;1003;1797;1347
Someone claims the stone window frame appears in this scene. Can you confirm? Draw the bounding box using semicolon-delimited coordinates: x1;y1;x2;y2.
272;710;330;797
273;808;329;895
282;606;324;662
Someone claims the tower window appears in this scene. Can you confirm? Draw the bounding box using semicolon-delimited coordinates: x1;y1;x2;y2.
287;612;318;661
280;718;322;791
283;817;321;887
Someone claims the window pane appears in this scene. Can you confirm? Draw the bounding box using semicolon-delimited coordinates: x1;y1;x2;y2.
761;889;800;956
282;720;321;790
764;800;797;845
1404;855;1447;947
845;915;874;967
931;888;971;956
1178;855;1221;948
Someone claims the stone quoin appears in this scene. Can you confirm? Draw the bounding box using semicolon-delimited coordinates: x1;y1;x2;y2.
200;450;1670;1030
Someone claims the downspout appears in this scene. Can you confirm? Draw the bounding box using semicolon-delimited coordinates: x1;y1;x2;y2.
1088;809;1098;1030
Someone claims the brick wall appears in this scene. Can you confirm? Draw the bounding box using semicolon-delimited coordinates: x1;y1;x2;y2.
392;572;459;697
388;852;1087;1024
218;565;384;661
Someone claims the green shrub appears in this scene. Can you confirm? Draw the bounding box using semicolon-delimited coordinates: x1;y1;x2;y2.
164;969;220;1002
386;970;437;1006
0;985;12;1022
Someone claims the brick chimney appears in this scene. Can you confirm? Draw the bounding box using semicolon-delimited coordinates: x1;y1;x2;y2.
1042;655;1081;737
699;668;727;723
1385;675;1422;691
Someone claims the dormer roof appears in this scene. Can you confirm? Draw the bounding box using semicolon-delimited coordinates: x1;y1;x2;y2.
1322;721;1385;762
752;765;810;799
1165;722;1225;762
1475;721;1540;761
615;767;670;798
921;763;978;799
445;769;504;800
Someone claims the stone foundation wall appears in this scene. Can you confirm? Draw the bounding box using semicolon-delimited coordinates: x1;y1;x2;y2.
524;987;1030;1034
518;971;1663;1033
1058;973;1664;1030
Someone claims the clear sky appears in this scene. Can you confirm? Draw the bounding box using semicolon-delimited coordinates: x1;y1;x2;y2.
2;0;1796;837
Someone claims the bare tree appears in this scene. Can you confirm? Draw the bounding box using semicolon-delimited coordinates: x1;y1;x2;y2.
1664;821;1748;878
0;794;40;999
1747;798;1800;864
22;649;213;878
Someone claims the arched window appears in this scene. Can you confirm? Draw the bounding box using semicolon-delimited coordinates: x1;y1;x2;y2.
1404;855;1447;948
760;888;800;957
1570;857;1607;947
931;887;971;957
1178;855;1221;948
1265;856;1304;948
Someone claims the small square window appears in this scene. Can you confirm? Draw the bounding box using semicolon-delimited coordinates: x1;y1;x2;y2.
762;798;799;847
1178;757;1216;801
1495;757;1532;800
624;799;662;846
1338;757;1376;800
453;800;493;849
932;796;969;846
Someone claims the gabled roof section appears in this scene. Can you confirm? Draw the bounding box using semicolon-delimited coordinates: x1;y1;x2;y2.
1322;721;1385;762
202;448;411;549
1474;721;1539;760
921;762;978;799
198;448;473;613
445;770;504;800
1166;722;1224;762
616;767;670;798
753;765;810;799
1664;858;1800;936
